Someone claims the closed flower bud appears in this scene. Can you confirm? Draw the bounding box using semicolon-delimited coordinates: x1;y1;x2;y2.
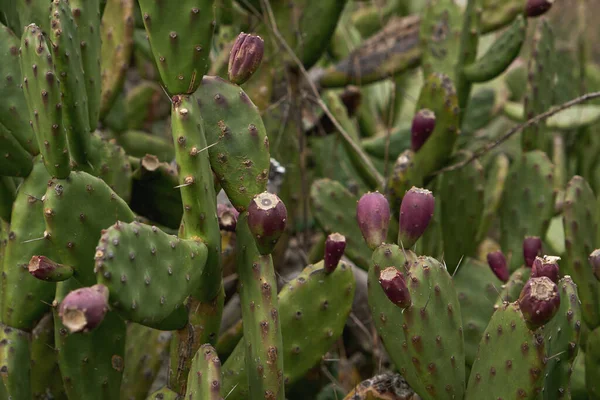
228;32;264;85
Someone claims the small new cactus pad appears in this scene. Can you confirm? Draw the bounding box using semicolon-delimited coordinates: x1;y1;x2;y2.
228;32;264;85
30;313;65;399
137;0;216;95
185;344;222;399
0;124;32;178
518;276;561;330
356;192;391;250
398;187;435;249
524;236;543;268
19;24;71;178
499;151;555;271
465;302;546;399
0;325;32;399
28;255;74;281
411;109;436;151
221;260;355;399
194;76;270;211
324;233;346;273
95;221;208;328
247;191;287;255
531;255;560;283
487;250;510;282
58;284;109;333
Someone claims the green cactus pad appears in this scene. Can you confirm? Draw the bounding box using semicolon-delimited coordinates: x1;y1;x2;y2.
494;266;531;309
69;0;102;131
310;178;372;270
1;158;56;331
115;130;174;162
125;81;171;132
540;276;582;399
121;323;171;400
385;150;418;217
0;325;31;399
463;15;526;83
412;73;460;179
522;18;556;152
499;151;555;271
95;220;207;327
0;123;33;177
0;24;37;155
419;0;462;81
194;76;270;211
86;133;133;203
16;0;51;35
0;177;16;223
138;0;216;95
222;259;356;400
453;257;504;367
49;0;92;167
42;171;136;286
562;176;600;328
185;344;221;399
465;302;546;399
480;0;524;34
30;313;66;400
586;327;600;399
146;387;179;400
439;151;485;271
99;0;134;119
476;153;509;242
19;24;71;179
54;279;126;400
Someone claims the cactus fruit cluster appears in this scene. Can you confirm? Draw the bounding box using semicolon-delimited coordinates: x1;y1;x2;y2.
1;0;600;399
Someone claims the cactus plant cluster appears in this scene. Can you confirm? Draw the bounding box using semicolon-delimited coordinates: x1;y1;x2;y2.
1;0;600;399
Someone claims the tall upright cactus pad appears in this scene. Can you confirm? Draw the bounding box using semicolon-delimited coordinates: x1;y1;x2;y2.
499;151;555;271
0;325;31;399
137;0;216;95
1;159;56;331
99;0;134;118
439;151;484;271
0;24;37;155
42;171;136;286
69;0;102;130
310;178;372;270
54;279;126;400
453;257;503;367
184;344;222;399
95;221;208;327
522;18;556;152
562;176;600;328
0;178;16;223
540;276;582;400
0;123;33;178
586;327;600;399
19;24;71;179
222;260;356;400
194;76;270;211
49;0;92;166
476;153;509;242
30;313;66;400
465;302;546;399
234;212;285;399
412;73;460;180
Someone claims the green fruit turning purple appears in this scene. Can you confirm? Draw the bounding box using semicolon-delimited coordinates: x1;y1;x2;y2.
486;250;509;282
28;255;73;282
411;108;436;151
531;255;560;283
398;187;435;249
378;267;411;309
518;276;560;330
247;191;287;255
324;233;346;273
356;192;390;250
58;284;109;333
228;32;264;85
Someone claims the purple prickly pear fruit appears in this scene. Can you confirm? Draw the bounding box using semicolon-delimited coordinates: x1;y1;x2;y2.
379;267;411;309
531;255;560;283
398;187;435;249
247;192;287;255
356;192;391;250
518;276;560;330
58;284;110;333
411;109;436;151
217;203;240;232
228;32;264;85
525;0;554;17
588;249;600;281
324;233;346;273
486;250;509;282
28;255;74;281
523;236;542;267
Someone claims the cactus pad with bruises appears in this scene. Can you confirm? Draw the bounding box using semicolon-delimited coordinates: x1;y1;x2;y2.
185;344;222;399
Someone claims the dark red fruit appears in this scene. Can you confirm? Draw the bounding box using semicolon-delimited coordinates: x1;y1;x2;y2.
411;109;436;151
379;267;411;309
58;284;110;333
525;0;554;18
28;255;73;281
518;276;560;330
531;255;560;283
523;236;542;267
398;187;435;249
356;192;390;250
228;32;264;85
486;250;509;282
324;233;346;273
